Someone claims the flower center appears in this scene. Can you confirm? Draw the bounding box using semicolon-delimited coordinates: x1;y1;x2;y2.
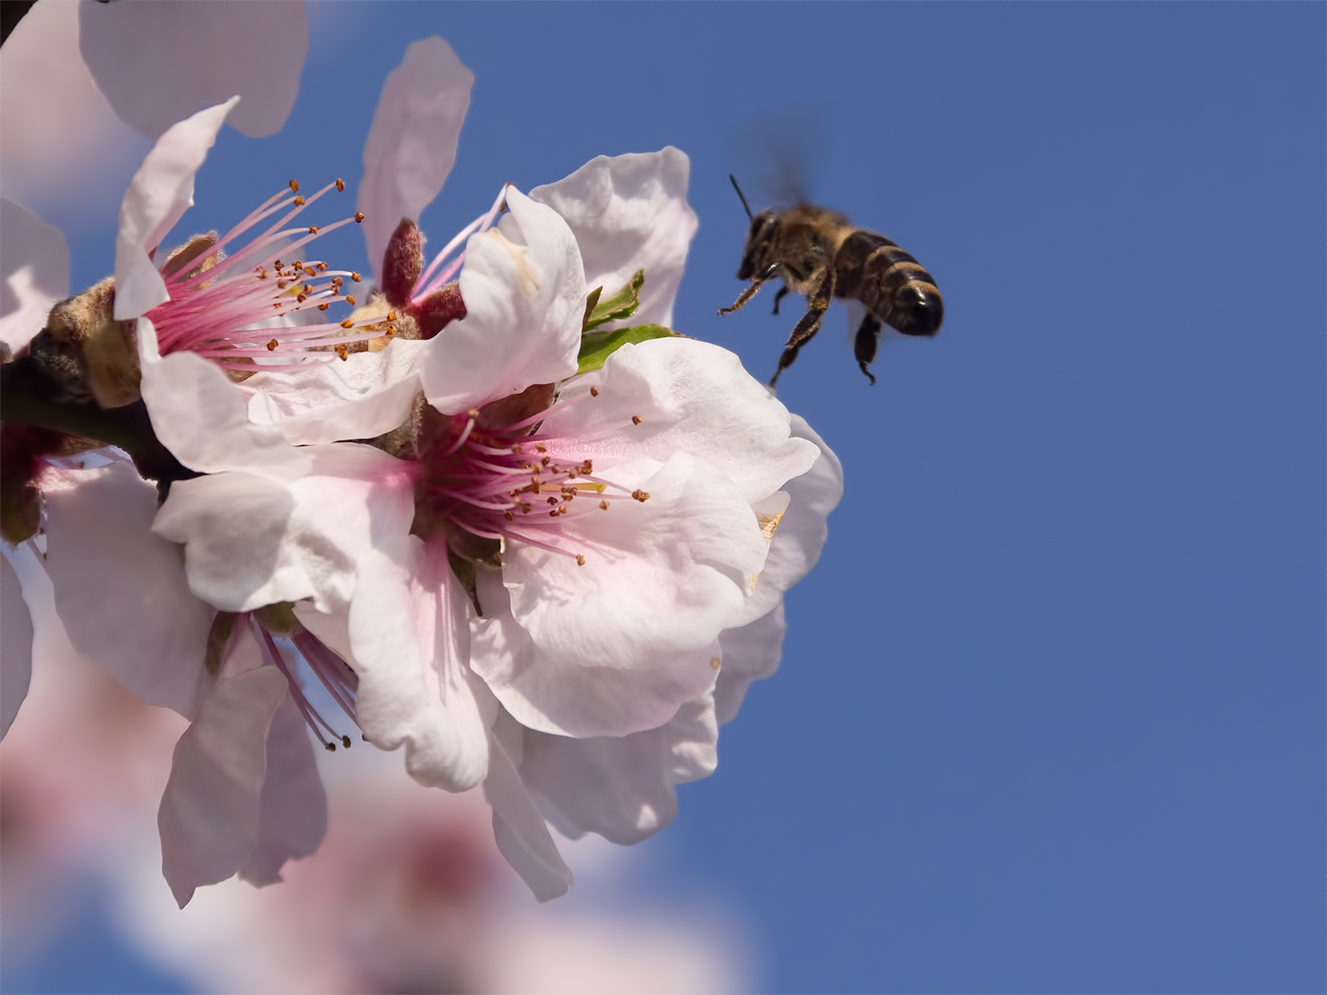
149;178;391;369
414;387;649;567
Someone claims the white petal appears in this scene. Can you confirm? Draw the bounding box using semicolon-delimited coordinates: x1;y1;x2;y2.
421;188;584;413
0;0;147;217
79;0;306;140
348;536;495;792
472;454;760;739
727;413;844;628
238;692;328;887
483;711;572;901
139;319;310;477
550;337;820;505
0;199;69;351
530;148;698;329
43;462;212;717
522;695;718;846
113;99;237;321
714;603;786;726
0;552;34;738
158;662;288;908
243;338;427;446
153;443;416;614
358;36;473;282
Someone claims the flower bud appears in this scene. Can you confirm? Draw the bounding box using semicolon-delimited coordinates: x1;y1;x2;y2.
381;217;424;309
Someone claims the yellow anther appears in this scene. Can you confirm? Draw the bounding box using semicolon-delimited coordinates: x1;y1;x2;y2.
599;500;609;510
350;272;361;282
293;196;305;206
353;212;365;223
289;179;300;193
335;178;345;192
631;415;642;425
345;295;356;305
335;344;349;360
576;554;586;566
267;339;279;351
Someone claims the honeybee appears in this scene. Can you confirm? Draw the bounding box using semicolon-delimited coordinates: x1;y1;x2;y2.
719;176;943;386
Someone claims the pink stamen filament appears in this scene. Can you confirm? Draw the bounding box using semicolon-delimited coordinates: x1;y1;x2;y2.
413;184;510;301
148;180;378;366
417;390;647;567
254;618;358;751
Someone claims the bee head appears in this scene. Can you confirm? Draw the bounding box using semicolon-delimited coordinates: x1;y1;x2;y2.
736;210;780;281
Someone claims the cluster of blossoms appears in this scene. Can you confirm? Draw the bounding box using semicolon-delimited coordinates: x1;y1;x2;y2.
1;33;842;904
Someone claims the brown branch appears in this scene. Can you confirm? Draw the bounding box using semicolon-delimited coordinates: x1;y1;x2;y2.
1;356;198;491
1;1;39;47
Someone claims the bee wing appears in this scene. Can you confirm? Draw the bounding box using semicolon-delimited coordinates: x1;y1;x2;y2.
844;299;868;350
844;300;903;352
736;117;819;209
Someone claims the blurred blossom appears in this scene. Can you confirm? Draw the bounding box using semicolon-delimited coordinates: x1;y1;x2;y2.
0;198;69;355
0;545;187;960
0;0;147;222
2;576;750;993
78;0;308;142
115;750;751;994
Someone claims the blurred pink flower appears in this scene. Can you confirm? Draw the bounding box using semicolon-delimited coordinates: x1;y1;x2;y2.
78;0;308;142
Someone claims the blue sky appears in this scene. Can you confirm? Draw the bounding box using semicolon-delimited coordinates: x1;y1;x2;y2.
17;3;1326;992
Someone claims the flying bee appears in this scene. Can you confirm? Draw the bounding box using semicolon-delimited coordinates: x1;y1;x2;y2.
719;176;943;387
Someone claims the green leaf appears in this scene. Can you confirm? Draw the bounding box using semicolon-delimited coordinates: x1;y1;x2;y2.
583;269;644;330
576;323;679;375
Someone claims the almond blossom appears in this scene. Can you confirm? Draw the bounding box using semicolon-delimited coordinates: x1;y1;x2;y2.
153;168;837;899
3;32;844;907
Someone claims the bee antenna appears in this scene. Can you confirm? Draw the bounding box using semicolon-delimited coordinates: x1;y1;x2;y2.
729;174;754;222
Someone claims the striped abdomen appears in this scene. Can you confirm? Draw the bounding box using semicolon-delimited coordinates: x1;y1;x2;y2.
833;230;943;337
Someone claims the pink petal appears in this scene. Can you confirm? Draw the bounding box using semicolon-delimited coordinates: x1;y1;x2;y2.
0;553;34;738
358;36;473;283
0;199;69;351
521;695;718;846
158;662;288;908
79;0;306;141
43;462;212;717
349;536;495;792
113;99;237;321
483;712;572;901
530;147;698;329
421;189;584;414
715;603;786;726
238;692;328;887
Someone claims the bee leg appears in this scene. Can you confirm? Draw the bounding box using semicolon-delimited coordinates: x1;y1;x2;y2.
770;270;834;387
853;314;882;386
771;286;789;315
719;264;781;315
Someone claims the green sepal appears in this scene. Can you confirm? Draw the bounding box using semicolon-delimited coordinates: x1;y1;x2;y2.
205;612;240;676
576;324;679;375
583;269;644;331
254;601;300;637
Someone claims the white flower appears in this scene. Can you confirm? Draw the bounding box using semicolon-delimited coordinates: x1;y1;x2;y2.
78;0;308;141
154;157;832;899
30;460;350;907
